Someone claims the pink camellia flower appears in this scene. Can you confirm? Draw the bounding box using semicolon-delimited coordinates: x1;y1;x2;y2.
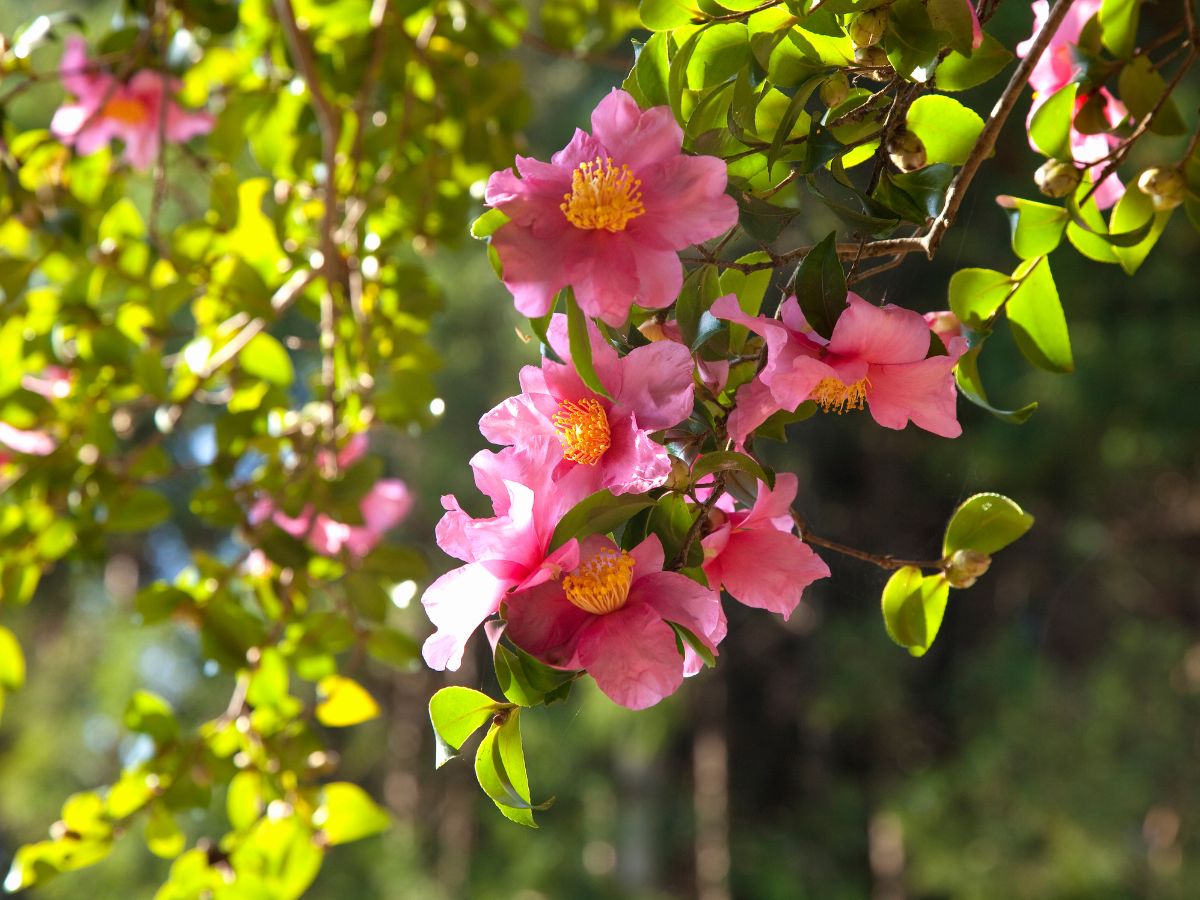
712;293;968;445
51;37;213;170
1016;0;1125;208
505;534;725;710
0;422;56;457
252;434;412;561
422;439;598;672
479;313;694;496
484;89;739;327
701;473;829;618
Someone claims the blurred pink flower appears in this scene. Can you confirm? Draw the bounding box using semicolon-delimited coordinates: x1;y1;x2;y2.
0;422;56;457
484;89;738;327
701;473;829;618
505;534;725;710
924;310;965;347
480;314;693;496
712;293;968;444
252;434;412;562
421;439;597;672
51;37;213;170
1016;1;1125;208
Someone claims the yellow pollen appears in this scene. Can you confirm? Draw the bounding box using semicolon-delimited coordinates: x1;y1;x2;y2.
811;376;869;414
552;397;611;465
102;96;149;125
563;548;635;615
560;157;645;232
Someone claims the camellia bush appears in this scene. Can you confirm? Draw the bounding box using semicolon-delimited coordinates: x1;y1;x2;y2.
0;0;1195;892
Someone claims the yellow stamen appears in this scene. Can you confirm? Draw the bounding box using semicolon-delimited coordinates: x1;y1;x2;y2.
811;376;869;414
560;157;645;232
563;547;635;615
552;398;611;465
102;96;149;125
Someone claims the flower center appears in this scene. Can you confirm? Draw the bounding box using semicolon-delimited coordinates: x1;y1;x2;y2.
552;398;611;465
563;548;635;616
102;96;150;125
811;376;869;414
560;157;645;232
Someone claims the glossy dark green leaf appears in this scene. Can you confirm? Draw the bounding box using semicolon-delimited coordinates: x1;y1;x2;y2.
565;290;614;399
935;32;1013;91
549;489;657;551
794;231;847;340
943;493;1035;556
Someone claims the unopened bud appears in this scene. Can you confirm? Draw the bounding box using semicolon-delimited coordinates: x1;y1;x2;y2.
1034;159;1081;199
1136;167;1186;212
819;72;850;109
849;9;889;48
665;456;691;492
887;129;926;172
945;548;991;589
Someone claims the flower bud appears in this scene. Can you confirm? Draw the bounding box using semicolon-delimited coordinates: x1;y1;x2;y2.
819;72;851;109
945;548;991;589
1034;159;1081;199
850;9;889;48
853;46;893;80
665;455;691;492
637;317;670;343
1136;167;1186;212
887;129;926;172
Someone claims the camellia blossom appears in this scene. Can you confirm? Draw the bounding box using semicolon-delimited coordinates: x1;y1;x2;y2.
712;293;968;444
479;314;694;495
505;534;726;710
484;89;739;327
252;434;412;561
51;36;213;170
701;473;830;619
0;367;72;460
421;439;598;672
1016;0;1125;208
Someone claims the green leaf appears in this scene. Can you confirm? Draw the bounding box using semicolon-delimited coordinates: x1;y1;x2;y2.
1099;0;1139;59
227;770;265;831
883;0;941;80
1007;256;1074;373
927;0;977;55
954;345;1039;424
687;23;750;88
470;208;510;240
494;643;576;707
0;626;25;690
935;33;1013;91
124;690;179;743
564;290;614;400
881;567;950;657
474;711;546;827
549;489;657;551
767;73;825;168
794;231;847;340
948;268;1013;328
905;95;984;166
1117;55;1186;135
428;686;501;767
247;647;291;711
633;33;671;107
668;621;716;667
690;450;773;488
943;493;1035;556
676;264;722;348
1028;83;1077;161
874;165;954;223
316;675;381;727
996;196;1068;260
639;0;699;30
145;805;186;860
240;333;294;387
107;489;172;533
1110;186;1171;274
316;783;391;846
669;28;706;126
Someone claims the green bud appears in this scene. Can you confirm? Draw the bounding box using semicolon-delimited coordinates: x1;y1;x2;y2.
887;129;926;172
853;45;892;79
819;72;851;109
849;8;889;48
1136;167;1186;212
1034;159;1081;199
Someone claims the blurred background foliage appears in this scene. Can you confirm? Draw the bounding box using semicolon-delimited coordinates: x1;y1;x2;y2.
0;0;1198;897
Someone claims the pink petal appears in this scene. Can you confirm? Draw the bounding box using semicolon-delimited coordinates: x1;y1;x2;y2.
165;104;214;142
504;579;591;669
866;351;963;438
628;533;666;581
361;479;412;532
827;293;931;364
636;154;739;250
633;571;725;676
599;412;672;495
589;90;685;171
0;422;56;456
420;562;509;671
705;529;829;618
577;604;684;709
59;37;107;100
478;391;559;448
120;124;159;170
739;472;799;533
615;339;695;431
490;220;575;318
568;234;644;327
543;313;623;399
630;244;685;314
725;376;784;448
550;128;608;170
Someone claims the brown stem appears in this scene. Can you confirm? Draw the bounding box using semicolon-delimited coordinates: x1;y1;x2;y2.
794;512;946;571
